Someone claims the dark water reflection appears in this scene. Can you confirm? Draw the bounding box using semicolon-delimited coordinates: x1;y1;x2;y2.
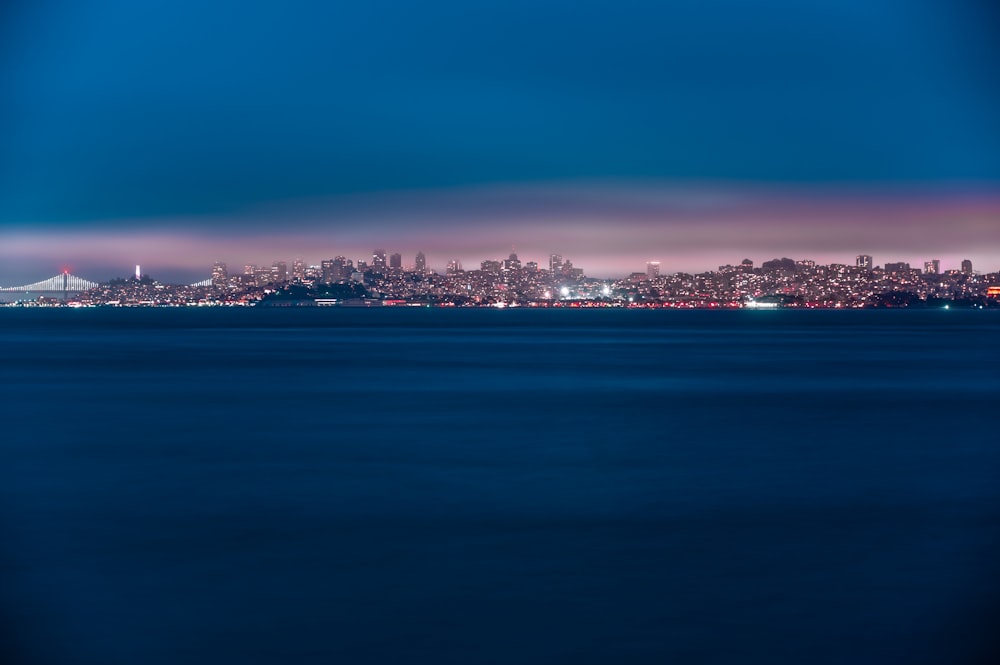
2;309;999;664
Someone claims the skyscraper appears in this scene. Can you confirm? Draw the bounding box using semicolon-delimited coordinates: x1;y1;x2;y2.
549;254;563;274
331;256;347;280
502;252;521;272
292;259;305;281
271;261;287;283
389;253;402;270
961;259;973;274
856;255;873;269
211;262;228;288
372;249;387;272
415;252;426;274
924;260;940;275
321;259;336;284
646;261;660;278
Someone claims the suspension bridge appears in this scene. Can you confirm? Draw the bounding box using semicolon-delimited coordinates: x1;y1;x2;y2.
0;272;99;302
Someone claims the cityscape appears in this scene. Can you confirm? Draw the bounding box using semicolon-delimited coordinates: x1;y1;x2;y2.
2;249;998;308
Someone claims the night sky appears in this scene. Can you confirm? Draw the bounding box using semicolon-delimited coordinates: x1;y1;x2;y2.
2;0;999;282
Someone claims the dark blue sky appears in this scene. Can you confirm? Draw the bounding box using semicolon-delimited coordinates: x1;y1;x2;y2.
2;0;999;279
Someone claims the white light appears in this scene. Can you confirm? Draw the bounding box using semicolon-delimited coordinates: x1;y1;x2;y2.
602;285;611;296
560;286;570;297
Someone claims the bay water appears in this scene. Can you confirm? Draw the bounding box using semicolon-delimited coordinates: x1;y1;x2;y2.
2;309;999;664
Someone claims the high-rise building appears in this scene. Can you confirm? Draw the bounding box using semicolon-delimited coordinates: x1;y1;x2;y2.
446;260;462;274
389;253;402;270
481;260;501;274
332;256;347;280
646;261;660;278
211;262;228;288
885;262;910;273
321;259;336;284
741;259;754;271
961;259;973;274
502;252;521;272
372;249;387;272
271;261;287;283
525;261;538;272
856;255;873;270
415;252;426;274
549;254;563;274
292;259;305;281
924;259;940;275
255;265;272;285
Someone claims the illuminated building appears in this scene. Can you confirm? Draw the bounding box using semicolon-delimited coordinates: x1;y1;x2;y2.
646;261;660;278
415;252;426;274
502;252;521;272
211;262;228;288
924;260;940;275
271;261;287;283
373;249;387;272
856;255;873;269
961;259;973;274
321;259;336;284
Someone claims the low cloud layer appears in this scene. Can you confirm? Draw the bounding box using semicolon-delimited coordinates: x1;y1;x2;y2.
3;181;998;284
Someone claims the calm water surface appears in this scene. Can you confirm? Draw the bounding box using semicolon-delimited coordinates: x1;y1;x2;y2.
2;309;999;664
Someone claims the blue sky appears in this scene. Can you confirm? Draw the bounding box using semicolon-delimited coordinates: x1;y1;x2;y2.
2;0;998;281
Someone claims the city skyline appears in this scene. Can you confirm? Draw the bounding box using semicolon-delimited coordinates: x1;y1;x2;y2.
4;246;996;309
1;243;992;288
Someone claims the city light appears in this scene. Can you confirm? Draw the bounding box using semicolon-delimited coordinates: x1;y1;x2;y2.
1;253;997;308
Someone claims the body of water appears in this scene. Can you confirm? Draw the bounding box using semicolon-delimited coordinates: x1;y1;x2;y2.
2;309;999;664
